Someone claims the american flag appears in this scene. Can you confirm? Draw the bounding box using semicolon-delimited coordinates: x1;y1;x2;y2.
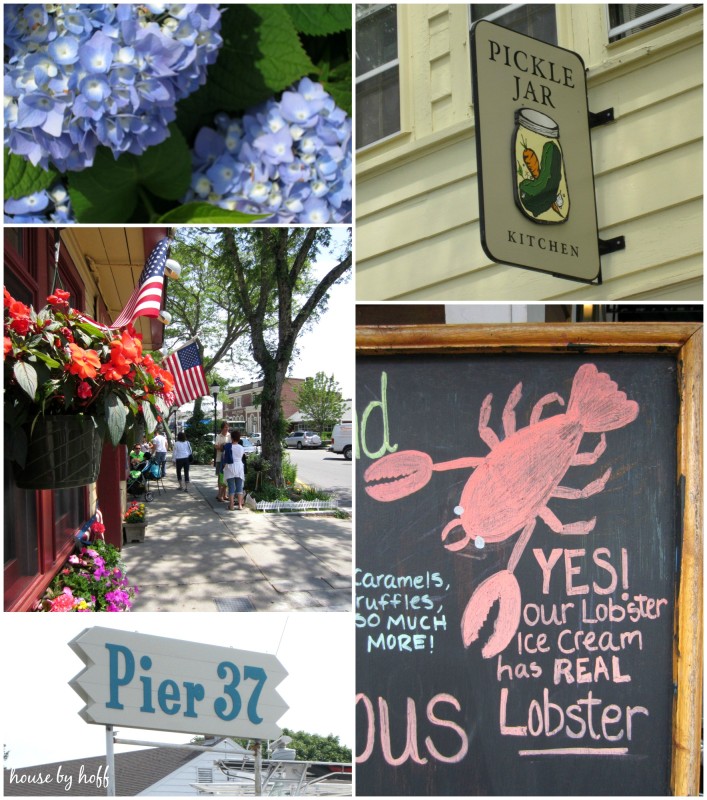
163;340;210;408
110;237;170;329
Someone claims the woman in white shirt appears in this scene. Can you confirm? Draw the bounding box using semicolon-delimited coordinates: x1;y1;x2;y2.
172;432;193;492
222;430;246;510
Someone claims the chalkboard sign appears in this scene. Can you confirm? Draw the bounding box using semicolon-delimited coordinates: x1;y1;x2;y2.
355;324;702;797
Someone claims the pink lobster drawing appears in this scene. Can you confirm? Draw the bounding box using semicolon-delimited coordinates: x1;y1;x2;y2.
364;364;639;659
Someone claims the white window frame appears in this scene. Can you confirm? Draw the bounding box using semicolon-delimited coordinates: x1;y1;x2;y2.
356;3;402;150
607;4;698;40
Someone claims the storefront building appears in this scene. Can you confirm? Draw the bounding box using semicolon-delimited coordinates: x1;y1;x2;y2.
356;4;703;301
223;378;307;435
4;227;168;611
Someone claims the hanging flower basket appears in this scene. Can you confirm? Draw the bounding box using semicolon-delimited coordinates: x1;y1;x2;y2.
14;415;103;490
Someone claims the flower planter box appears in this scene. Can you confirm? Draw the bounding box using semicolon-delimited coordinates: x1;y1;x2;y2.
14;415;102;490
123;522;147;543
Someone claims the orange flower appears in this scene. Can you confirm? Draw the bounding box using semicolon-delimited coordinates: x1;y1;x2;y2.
47;289;71;307
8;299;31;321
4;336;12;358
100;362;128;382
67;343;101;380
118;329;142;364
4;288;14;307
157;368;175;393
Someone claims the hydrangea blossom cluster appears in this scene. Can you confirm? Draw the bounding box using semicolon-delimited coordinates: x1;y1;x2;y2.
4;182;75;223
4;3;223;172
185;77;352;223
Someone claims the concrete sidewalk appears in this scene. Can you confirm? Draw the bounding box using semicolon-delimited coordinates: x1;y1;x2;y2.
121;464;352;612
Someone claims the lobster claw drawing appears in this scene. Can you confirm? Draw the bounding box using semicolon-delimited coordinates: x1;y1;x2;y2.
461;570;521;659
364;450;435;502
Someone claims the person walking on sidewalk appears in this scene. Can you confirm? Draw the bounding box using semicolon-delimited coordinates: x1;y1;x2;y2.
150;428;168;477
173;432;193;492
214;421;230;502
222;430;245;511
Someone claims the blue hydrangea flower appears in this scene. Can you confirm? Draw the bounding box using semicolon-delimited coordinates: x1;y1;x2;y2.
4;182;76;224
185;78;352;224
4;4;223;172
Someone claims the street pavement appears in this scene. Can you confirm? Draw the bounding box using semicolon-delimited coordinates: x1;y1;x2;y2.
121;464;352;613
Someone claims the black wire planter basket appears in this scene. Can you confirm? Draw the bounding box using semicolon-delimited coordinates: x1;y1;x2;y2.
14;415;103;490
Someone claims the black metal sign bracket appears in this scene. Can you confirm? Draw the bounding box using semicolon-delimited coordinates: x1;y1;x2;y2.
589;108;615;128
599;235;626;256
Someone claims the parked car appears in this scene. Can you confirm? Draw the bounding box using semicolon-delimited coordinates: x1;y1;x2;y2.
249;432;262;446
284;430;322;449
330;423;352;460
240;437;258;455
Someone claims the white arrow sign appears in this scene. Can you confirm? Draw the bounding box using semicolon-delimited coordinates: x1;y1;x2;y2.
69;627;288;739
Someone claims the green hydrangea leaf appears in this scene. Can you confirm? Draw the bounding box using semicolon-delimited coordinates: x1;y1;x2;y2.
4;149;58;201
139;126;192;201
322;59;352;116
157;203;267;224
69;127;191;222
176;4;316;140
285;5;352;35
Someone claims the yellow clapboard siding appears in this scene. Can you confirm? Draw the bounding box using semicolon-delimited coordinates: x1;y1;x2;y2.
591;86;702;176
357;199;702;301
357;129;475;218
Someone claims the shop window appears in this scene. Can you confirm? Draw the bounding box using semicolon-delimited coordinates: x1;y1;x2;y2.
4;460;88;610
356;4;400;148
5;227;25;258
470;4;558;45
608;4;700;41
54;487;86;558
4;461;39;596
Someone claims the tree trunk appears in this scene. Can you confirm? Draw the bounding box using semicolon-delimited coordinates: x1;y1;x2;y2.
259;362;287;485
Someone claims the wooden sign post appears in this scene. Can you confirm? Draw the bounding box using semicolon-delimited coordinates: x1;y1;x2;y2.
355;324;701;796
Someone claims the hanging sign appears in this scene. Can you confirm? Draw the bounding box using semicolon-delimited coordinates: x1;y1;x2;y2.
69;627;288;739
471;20;601;283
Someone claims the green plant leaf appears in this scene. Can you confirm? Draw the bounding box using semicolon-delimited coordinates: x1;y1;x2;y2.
284;5;352;35
322;59;352;116
157;202;267;223
68;126;191;222
74;320;106;338
31;351;61;369
13;361;38;400
139;126;192;201
4;149;58;201
141;400;157;434
176;4;317;139
104;394;127;446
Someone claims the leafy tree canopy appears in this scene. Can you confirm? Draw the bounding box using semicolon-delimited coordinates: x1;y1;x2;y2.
294;372;346;433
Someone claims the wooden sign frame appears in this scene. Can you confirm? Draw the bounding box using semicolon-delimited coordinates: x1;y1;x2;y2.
356;322;702;796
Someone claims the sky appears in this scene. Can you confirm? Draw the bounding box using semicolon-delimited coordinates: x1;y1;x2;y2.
2;613;354;769
287;227;354;400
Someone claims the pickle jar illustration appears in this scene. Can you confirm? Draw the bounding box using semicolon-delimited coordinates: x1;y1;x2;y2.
513;108;569;224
